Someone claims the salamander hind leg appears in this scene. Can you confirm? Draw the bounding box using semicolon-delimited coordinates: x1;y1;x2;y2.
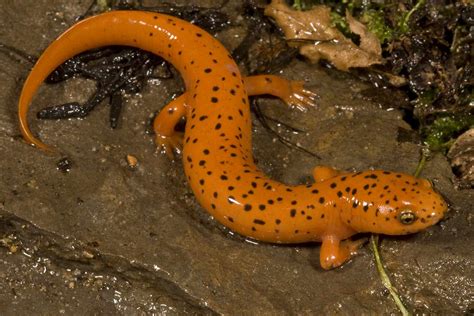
320;236;367;270
243;75;317;111
153;93;187;159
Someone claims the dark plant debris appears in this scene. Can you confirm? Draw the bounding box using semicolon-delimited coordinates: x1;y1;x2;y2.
34;0;231;128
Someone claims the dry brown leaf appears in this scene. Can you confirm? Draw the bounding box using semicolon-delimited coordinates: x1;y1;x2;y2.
264;0;382;71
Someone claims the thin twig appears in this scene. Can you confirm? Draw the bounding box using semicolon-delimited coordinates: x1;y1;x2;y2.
371;235;411;316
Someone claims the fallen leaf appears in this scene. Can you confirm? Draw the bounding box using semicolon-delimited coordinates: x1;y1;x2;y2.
265;0;382;71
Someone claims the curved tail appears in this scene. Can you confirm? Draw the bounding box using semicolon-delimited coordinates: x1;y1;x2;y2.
17;10;201;150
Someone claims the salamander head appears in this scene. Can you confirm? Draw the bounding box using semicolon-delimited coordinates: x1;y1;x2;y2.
339;170;448;235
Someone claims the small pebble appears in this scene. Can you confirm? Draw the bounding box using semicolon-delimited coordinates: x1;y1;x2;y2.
126;154;138;168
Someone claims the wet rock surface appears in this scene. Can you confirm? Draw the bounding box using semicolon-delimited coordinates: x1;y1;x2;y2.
0;1;472;314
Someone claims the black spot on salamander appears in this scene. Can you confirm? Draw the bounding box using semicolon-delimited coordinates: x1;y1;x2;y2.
242;98;247;105
330;183;337;189
196;33;202;37
291;200;297;205
286;188;293;192
290;209;297;217
228;116;233;120
204;68;212;73
383;185;389;190
178;51;182;55
319;197;325;204
275;219;281;225
227;217;234;222
211;204;216;209
363;184;369;190
153;16;158;19
199;160;205;166
393;195;398;201
371;183;377;188
396;174;402;178
215;123;222;130
320;214;325;219
311;189;319;194
211;97;219;103
232;72;237;77
252;227;256;231
212;86;219;91
149;32;153;36
268;199;274;205
251;182;257;188
259;205;266;211
230;89;236;95
203;149;210;155
254;219;265;225
352;201;359;208
306;216;312;220
220;175;228;180
383;171;391;174
228;186;235;191
351;188;357;195
375;208;380;216
363;205;369;212
244;204;252;211
199;115;208;121
341;176;347;181
238;109;244;116
212;59;218;64
167;44;172;48
277;197;283;202
192;138;198;144
337;191;342;198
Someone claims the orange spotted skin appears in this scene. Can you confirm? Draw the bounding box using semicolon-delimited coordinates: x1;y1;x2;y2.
18;11;448;269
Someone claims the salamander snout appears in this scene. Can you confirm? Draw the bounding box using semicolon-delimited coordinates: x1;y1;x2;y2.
340;171;448;235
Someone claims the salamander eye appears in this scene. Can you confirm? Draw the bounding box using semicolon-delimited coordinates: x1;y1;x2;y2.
398;210;417;225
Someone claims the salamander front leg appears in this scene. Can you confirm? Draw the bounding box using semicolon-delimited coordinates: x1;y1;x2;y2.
153;93;187;159
320;236;367;269
312;166;341;182
243;75;317;111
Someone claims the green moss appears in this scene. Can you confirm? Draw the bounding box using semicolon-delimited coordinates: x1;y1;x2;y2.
361;10;394;43
424;115;474;152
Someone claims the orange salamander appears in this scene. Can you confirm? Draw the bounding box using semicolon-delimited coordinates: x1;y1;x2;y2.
18;11;448;269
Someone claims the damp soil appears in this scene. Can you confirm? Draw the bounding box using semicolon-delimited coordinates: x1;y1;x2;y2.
0;1;472;314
